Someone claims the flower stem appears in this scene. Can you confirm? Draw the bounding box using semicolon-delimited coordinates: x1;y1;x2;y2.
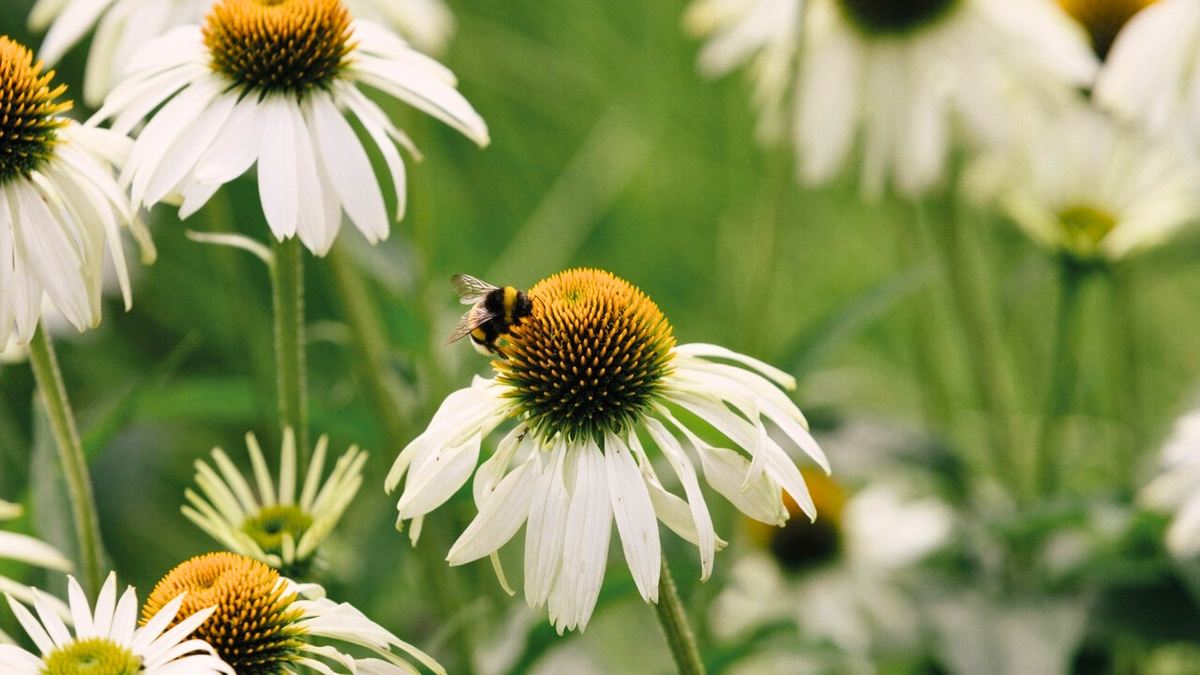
654;558;706;675
1107;264;1144;494
27;326;107;595
1035;258;1086;496
270;237;309;463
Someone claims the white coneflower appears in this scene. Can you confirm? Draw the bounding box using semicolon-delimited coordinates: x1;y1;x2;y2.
386;268;829;633
182;428;367;577
1141;409;1200;557
1095;0;1200;148
0;572;231;675
90;0;488;256
1056;0;1159;59
0;36;148;346
693;0;1098;197
966;105;1200;261
143;552;445;675
29;0;455;107
0;500;71;626
684;0;804;142
712;472;953;660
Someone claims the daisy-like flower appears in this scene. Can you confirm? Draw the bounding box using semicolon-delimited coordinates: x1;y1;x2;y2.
1057;0;1158;59
691;0;1098;197
143;552;445;675
386;268;829;633
1141;408;1200;557
0;36;147;346
0;572;231;675
29;0;455;107
966;105;1200;262
182;428;367;577
1095;0;1200;148
712;471;953;661
0;500;71;633
90;0;488;256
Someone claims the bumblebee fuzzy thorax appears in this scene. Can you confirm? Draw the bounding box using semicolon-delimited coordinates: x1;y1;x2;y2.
495;268;676;442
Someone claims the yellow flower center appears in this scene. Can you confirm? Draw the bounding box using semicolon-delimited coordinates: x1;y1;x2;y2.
142;553;305;675
242;504;315;573
41;638;141;675
1058;203;1117;258
747;469;846;572
203;0;354;94
838;0;960;36
0;37;69;184
1059;0;1156;59
496;269;676;442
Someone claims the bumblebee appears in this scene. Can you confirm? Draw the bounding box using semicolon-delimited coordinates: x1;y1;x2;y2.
445;274;534;355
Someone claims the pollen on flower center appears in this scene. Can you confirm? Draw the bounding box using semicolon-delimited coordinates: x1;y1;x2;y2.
1059;0;1156;59
142;552;305;675
495;268;677;442
748;469;845;572
0;37;70;184
1059;203;1117;257
838;0;960;35
203;0;354;93
42;638;141;675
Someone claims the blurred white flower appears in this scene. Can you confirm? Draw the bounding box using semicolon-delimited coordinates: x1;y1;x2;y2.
0;37;149;347
684;0;804;142
0;500;72;637
690;0;1099;197
387;268;828;633
927;593;1088;675
146;552;445;675
0;572;231;675
711;475;953;661
1142;408;1200;556
1095;0;1200;149
91;0;488;256
183;428;366;577
966;105;1200;261
30;0;456;107
1057;0;1159;60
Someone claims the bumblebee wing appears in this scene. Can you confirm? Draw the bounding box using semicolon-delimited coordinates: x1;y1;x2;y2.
444;307;498;345
451;274;498;305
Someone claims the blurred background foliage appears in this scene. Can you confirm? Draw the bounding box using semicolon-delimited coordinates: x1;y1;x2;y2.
5;0;1200;673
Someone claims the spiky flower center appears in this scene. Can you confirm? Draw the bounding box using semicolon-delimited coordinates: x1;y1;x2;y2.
838;0;960;35
203;0;354;94
748;469;846;573
496;269;676;442
1059;0;1156;59
0;37;69;184
41;638;141;675
1058;203;1117;258
142;552;305;675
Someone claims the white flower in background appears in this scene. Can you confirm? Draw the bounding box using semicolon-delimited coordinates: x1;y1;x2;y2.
965;105;1200;261
145;552;445;675
1142;408;1200;557
684;0;804;142
0;572;231;675
1056;0;1159;60
1095;0;1200;150
0;500;72;639
183;428;367;577
763;0;1096;197
711;473;953;661
29;0;456;107
387;268;828;633
0;36;149;347
90;0;488;256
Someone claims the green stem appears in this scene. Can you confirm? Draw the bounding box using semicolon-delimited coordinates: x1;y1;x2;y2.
27;326;106;595
928;200;1020;495
1107;264;1144;494
1035;259;1086;496
654;558;706;675
270;237;309;463
327;245;407;450
900;204;953;430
